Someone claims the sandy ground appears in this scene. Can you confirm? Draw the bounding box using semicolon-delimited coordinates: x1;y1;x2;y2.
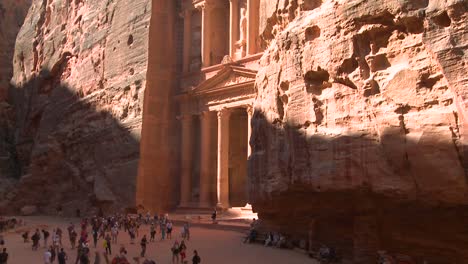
0;216;317;264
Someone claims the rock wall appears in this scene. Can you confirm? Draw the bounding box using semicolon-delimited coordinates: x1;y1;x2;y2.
0;0;31;210
2;0;151;215
251;0;468;262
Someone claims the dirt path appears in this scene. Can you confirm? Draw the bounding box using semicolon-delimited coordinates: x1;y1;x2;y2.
0;216;317;264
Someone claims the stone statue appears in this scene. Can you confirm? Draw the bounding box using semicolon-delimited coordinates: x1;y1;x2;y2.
236;7;248;58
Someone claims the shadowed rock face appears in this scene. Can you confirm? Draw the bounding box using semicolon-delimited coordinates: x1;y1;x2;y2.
0;0;31;208
0;0;151;214
251;0;467;262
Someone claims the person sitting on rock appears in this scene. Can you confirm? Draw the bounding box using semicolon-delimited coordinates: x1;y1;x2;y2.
244;228;257;243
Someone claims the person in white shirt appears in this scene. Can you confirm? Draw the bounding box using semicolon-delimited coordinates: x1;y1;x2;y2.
44;249;52;264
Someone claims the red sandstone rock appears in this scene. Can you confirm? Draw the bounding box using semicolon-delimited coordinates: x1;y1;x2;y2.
250;0;467;262
3;0;151;214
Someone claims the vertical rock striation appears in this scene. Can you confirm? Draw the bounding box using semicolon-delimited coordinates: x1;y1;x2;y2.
3;0;151;214
251;0;467;261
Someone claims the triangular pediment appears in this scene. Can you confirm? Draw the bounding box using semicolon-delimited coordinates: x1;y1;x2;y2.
193;65;257;95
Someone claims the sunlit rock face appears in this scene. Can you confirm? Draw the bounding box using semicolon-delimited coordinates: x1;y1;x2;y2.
3;0;151;214
250;0;467;262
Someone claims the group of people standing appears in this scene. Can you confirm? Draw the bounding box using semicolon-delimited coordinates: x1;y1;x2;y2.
2;212;202;264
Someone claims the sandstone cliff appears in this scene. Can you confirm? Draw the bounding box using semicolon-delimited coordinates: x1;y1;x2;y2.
0;0;31;209
2;0;151;214
251;0;467;262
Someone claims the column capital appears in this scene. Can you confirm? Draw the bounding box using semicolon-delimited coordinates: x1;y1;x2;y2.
195;1;215;11
217;108;232;119
246;105;254;116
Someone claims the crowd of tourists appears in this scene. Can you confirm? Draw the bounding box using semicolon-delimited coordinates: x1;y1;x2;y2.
0;212;202;264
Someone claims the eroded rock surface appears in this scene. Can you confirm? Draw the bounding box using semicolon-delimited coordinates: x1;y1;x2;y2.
2;0;151;214
251;0;467;262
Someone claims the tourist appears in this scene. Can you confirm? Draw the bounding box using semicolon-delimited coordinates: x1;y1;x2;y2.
56;227;63;246
171;241;180;264
79;250;90;264
140;235;148;257
182;222;190;240
244;228;257;243
52;230;60;251
49;245;56;263
22;231;29;243
129;226;136;244
0;234;4;246
192;250;201;264
110;254;129;264
160;223;166;241
57;248;67;264
70;229;78;249
42;229;50;248
56;205;63;217
264;232;273;247
103;235;111;255
32;230;41;250
179;240;187;263
146;211;151;225
111;225;119;244
92;228;98;248
211;209;217;223
0;248;8;264
166;221;173;239
44;248;52;264
150;224;156;242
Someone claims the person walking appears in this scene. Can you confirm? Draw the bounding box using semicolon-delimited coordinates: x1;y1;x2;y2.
0;248;8;264
111;225;118;244
171;241;180;264
57;248;67;264
42;229;50;248
166;221;173;239
105;234;112;255
32;230;41;251
92;229;98;249
192;250;201;264
140;235;148;257
182;223;190;240
43;248;52;264
179;240;187;263
150;224;156;242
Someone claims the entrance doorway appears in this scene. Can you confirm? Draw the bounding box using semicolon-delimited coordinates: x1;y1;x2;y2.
228;108;248;206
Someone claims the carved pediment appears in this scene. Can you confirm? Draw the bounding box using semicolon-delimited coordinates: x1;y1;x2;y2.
193;65;257;96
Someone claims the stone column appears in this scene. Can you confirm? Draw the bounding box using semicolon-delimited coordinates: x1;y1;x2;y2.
229;0;239;58
199;111;213;207
247;0;258;54
200;3;213;67
182;9;192;73
179;114;193;207
246;105;253;158
217;108;231;208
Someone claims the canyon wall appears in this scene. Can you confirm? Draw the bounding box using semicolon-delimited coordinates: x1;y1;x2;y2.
0;0;31;210
1;0;151;214
250;0;467;262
